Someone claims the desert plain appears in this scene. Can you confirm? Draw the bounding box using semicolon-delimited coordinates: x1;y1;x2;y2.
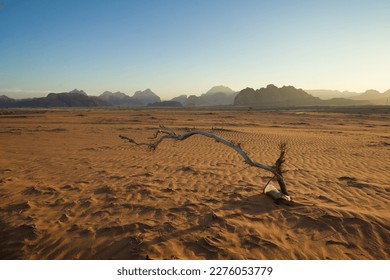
0;107;389;260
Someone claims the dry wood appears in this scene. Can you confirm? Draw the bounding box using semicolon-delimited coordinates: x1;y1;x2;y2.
120;125;291;200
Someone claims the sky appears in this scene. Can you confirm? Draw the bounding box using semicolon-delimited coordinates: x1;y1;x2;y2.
0;0;389;99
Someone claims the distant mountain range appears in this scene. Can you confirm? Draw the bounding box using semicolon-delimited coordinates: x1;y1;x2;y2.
234;85;380;107
169;85;237;106
98;91;137;106
0;89;108;108
349;89;390;105
306;89;390;105
98;88;160;107
0;88;162;108
1;85;389;108
305;89;358;100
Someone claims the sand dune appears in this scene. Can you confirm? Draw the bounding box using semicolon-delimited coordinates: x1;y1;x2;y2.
0;108;389;259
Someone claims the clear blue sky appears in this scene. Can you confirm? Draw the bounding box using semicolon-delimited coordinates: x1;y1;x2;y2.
1;0;389;99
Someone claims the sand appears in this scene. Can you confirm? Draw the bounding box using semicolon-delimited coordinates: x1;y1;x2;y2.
0;107;389;260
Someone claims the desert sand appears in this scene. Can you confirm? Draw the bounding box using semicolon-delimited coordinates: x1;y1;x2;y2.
0;107;389;260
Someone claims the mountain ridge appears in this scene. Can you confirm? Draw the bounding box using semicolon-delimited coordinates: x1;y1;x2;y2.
170;86;237;106
1;86;388;108
234;84;372;107
234;84;321;106
0;89;108;108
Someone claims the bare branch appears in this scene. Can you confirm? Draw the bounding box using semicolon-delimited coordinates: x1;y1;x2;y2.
149;125;176;140
119;135;157;150
275;143;287;173
120;126;290;198
274;143;289;196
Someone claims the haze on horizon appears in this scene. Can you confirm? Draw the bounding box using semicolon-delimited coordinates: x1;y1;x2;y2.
0;0;389;99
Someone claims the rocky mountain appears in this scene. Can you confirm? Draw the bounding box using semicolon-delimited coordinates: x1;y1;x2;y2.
132;89;161;105
351;89;382;100
234;84;322;107
0;95;16;107
350;89;390;105
233;84;373;107
170;86;237;106
96;89;161;106
0;89;108;108
170;95;188;104
0;95;13;101
98;91;142;107
204;85;235;95
99;91;128;101
306;88;390;105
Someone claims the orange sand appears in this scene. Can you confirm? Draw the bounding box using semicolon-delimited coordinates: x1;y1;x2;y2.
0;108;389;259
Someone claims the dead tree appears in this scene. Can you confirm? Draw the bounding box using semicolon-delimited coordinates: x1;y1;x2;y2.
119;125;291;202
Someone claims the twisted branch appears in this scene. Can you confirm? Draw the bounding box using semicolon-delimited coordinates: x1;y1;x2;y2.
120;125;290;197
